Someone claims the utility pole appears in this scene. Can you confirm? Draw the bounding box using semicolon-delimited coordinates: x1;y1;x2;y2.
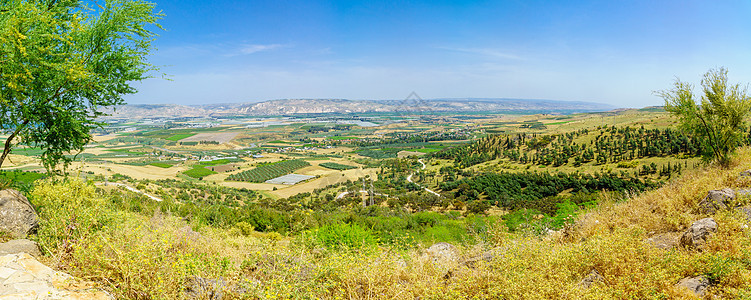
362;178;367;207
369;178;374;206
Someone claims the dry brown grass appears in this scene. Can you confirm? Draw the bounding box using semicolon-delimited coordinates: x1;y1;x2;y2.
32;148;751;299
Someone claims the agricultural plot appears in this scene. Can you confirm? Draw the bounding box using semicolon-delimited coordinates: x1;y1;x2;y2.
206;164;237;172
149;162;174;168
166;133;196;141
319;162;357;170
179;132;239;144
227;159;310;183
265;174;315;185
356;149;399;159
182;167;217;178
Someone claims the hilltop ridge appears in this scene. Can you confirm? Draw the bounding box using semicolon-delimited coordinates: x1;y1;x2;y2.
103;98;614;119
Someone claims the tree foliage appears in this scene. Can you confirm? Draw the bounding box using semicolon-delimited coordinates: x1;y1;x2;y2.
0;0;162;171
657;68;751;166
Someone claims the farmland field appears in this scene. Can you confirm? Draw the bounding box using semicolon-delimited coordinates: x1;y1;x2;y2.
227;159;311;183
319;162;357;170
149;162;173;168
166;133;196;141
183;167;218;178
179;132;240;144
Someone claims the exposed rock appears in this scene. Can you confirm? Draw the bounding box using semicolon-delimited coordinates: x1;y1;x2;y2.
736;189;751;197
675;276;709;297
460;251;495;268
559;213;597;243
740;170;751;177
443;248;505;280
737;206;751;222
698;188;735;214
395;259;408;269
578;269;605;289
459;247;509;269
177;226;203;243
0;252;111;299
184;276;226;300
645;232;681;250
425;242;459;264
0;239;41;258
679;218;717;251
0;189;38;239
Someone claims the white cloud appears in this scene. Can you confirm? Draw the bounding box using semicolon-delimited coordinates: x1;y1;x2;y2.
239;44;283;55
437;46;522;60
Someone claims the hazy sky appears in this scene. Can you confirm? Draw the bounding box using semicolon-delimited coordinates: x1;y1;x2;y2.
126;0;751;108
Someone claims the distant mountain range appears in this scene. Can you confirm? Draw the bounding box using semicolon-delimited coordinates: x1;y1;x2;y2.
102;98;615;119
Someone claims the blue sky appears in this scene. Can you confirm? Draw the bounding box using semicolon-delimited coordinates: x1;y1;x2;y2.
126;0;751;108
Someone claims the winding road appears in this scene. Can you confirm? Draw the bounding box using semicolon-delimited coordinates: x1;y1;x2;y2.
336;158;440;199
408;159;441;196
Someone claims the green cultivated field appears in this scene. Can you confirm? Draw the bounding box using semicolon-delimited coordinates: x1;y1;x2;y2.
166;133;196;141
182;167;217;178
319;162;357;170
227;159;311;183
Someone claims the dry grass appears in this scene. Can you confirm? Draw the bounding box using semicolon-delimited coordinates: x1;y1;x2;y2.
28;148;751;299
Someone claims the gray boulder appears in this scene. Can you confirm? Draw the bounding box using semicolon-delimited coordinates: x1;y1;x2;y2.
737;206;751;222
698;188;735;214
460;251;496;268
0;189;38;239
645;232;681;250
0;239;41;257
675;276;709;297
578;269;605;289
679;218;717;251
425;242;459;264
184;276;226;300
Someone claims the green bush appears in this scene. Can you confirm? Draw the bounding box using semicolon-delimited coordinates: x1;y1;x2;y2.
31;178;117;253
312;223;378;250
234;221;255;236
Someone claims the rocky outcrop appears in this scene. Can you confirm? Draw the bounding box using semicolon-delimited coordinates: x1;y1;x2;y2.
184;276;227;300
459;251;496;269
645;232;681;250
578;269;605;289
0;252;111;299
698;188;736;214
679;218;717;251
425;242;459;264
737;206;751;222
675;276;709;297
0;189;39;239
0;239;41;258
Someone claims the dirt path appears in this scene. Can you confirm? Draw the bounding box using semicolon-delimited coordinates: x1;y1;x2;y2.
96;182;163;202
407;159;440;197
336;158;440;199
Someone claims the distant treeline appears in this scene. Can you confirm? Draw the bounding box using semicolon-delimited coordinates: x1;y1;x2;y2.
435;126;703;168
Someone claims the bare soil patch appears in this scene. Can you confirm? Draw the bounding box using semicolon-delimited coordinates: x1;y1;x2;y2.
397;150;426;158
179;132;240;144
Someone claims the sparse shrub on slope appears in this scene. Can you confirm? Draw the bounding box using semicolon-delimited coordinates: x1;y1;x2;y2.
31;178;238;298
22;147;751;299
